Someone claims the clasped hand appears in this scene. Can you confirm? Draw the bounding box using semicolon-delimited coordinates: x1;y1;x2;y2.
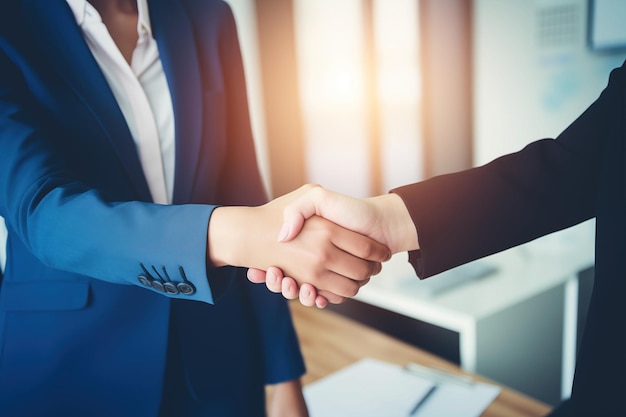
208;185;395;307
246;184;419;308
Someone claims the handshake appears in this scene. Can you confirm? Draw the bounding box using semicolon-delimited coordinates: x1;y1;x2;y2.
208;184;419;309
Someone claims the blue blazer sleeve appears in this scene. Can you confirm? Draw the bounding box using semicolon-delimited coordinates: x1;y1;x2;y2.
0;59;218;303
0;1;230;305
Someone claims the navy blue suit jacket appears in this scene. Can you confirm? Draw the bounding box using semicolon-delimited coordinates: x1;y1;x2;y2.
0;1;304;416
393;61;626;416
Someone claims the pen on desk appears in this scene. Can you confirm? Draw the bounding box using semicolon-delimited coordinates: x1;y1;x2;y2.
403;362;474;387
408;384;437;416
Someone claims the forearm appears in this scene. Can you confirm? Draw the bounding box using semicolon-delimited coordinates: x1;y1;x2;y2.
266;379;309;417
25;187;217;301
207;205;267;268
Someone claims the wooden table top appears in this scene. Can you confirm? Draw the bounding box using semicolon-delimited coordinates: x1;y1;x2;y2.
289;301;552;417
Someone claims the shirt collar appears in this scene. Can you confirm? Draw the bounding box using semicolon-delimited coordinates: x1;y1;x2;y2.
65;0;152;37
65;0;90;26
137;0;152;38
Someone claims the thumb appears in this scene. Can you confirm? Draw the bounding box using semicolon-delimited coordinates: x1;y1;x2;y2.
276;215;304;243
277;185;325;242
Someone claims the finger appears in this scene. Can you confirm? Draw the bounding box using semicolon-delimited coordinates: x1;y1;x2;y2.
276;215;379;298
317;289;345;305
265;267;284;293
298;283;317;307
332;229;391;263
324;238;388;281
315;295;328;309
281;277;299;300
279;185;326;242
308;270;362;298
246;268;267;284
323;252;383;283
284;221;379;295
295;262;373;298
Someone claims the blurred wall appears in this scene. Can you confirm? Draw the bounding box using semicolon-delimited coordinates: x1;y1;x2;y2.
473;0;626;165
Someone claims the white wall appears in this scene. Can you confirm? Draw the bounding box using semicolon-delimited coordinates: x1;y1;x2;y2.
473;0;626;165
295;0;371;197
294;0;423;197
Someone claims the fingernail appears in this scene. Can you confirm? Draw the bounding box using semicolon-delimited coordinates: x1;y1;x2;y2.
267;269;276;283
277;223;289;242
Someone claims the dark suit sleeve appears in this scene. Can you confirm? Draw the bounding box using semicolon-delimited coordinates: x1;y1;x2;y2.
391;61;626;278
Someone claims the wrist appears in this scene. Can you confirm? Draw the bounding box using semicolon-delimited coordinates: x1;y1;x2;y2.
372;193;419;254
207;205;284;269
207;206;257;267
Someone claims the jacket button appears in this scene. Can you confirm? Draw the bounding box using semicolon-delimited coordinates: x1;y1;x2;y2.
151;280;166;292
138;274;152;287
176;267;196;295
163;282;180;295
177;282;196;295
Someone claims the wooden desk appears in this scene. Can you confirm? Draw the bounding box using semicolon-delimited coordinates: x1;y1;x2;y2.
354;222;595;404
289;301;552;417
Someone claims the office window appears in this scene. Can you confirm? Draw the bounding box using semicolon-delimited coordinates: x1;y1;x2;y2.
294;0;423;197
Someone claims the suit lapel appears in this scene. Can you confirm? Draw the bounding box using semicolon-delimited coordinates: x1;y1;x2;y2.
23;0;152;202
149;0;203;204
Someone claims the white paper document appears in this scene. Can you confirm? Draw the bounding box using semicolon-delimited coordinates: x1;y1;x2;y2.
304;358;501;417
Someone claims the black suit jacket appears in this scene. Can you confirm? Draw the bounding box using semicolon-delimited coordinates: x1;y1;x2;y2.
393;61;626;416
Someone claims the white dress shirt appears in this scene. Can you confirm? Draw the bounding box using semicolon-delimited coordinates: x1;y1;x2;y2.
66;0;175;204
